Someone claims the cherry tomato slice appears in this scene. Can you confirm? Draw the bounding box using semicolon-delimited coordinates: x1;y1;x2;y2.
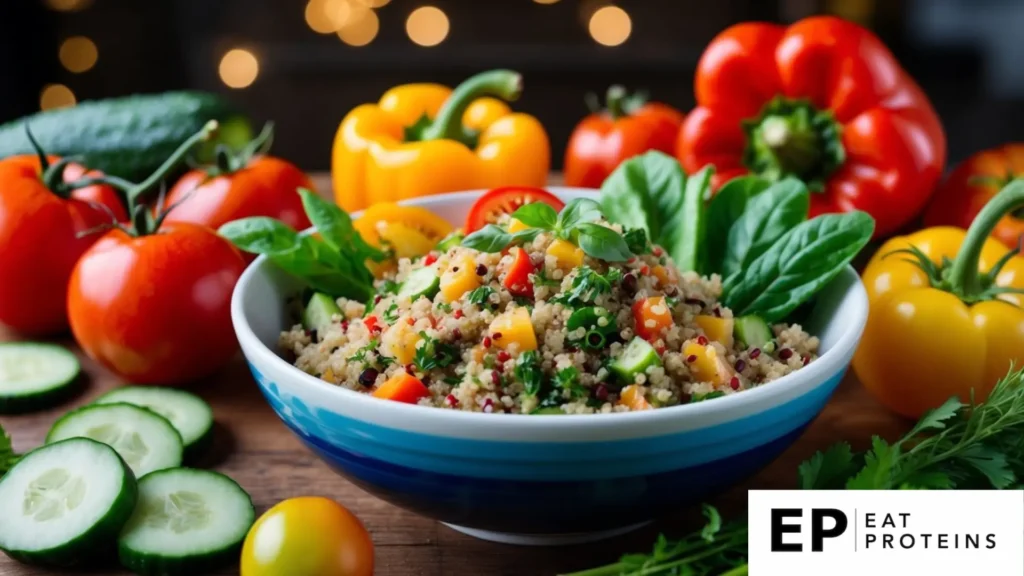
464;187;565;233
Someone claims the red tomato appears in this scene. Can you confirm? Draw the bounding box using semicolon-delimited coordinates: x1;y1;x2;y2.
503;247;535;297
0;155;127;336
162;156;313;233
464;187;565;233
67;222;245;385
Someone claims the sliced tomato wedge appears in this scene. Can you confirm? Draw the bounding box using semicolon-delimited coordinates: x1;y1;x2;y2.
465;187;565;233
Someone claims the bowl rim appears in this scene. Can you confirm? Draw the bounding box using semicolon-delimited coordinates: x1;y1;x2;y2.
230;187;868;431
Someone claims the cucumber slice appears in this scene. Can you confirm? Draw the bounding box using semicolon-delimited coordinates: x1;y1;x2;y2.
118;468;255;576
610;337;661;382
46;403;183;478
435;231;464;252
397;266;440;301
734;315;775;352
93;387;214;463
302;292;342;334
0;342;81;414
0;437;137;567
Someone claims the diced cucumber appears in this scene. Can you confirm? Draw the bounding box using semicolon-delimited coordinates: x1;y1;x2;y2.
0;437;137;567
93;387;214;463
46;403;183;478
118;468;255;576
0;343;81;414
734;315;775;352
609;337;661;382
302;292;342;334
397;266;440;301
436;231;464;252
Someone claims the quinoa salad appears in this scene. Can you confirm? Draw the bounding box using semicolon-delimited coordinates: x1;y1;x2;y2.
279;207;820;415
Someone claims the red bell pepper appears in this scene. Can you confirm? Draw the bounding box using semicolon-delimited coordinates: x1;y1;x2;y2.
923;144;1024;250
503;247;535;297
565;86;685;189
676;16;946;238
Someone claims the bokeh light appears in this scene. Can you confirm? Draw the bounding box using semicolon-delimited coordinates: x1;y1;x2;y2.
59;37;99;74
306;0;353;34
588;5;631;46
337;8;380;47
40;84;76;111
406;6;450;47
533;0;561;4
44;0;93;12
219;49;259;89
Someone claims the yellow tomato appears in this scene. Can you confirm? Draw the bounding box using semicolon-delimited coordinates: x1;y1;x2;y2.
241;497;374;576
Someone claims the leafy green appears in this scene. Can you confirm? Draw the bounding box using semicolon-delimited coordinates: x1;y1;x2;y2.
798;442;857;489
550;266;622;308
554;366;587;399
666;165;713;273
381;302;399;324
347;338;380;364
704;176;772;275
574;223;632;262
460;224;541;253
515;351;545;396
722;210;874;322
1;423;18;478
623;228;651;255
466;286;496;307
511;201;559;229
721;177;810;278
220;189;386;301
413;332;458;372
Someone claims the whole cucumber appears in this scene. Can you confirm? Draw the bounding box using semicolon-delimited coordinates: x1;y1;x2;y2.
0;91;253;181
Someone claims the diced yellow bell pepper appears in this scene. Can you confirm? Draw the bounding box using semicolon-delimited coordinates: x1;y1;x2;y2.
440;255;481;302
379;222;436;259
488;307;537;352
682;340;732;385
617;384;652;410
694;315;734;348
652;265;675;286
385;320;422;365
546;239;584;270
508;218;529;233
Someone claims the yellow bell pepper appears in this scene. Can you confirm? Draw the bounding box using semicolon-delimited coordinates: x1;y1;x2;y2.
682;340;731;386
440;255;481;302
546;238;584;270
617;384;652;411
694;315;734;347
488;307;537;352
853;179;1024;419
332;69;550;212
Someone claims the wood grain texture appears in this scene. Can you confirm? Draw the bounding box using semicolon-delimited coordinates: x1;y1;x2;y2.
0;173;912;576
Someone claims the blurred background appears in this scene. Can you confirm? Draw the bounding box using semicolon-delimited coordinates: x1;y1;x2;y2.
1;0;1021;173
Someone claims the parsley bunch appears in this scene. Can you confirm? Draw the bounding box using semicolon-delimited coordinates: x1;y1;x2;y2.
561;366;1024;576
462;198;634;262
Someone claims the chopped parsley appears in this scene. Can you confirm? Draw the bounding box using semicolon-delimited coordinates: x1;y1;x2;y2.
624;228;652;255
414;332;458;371
466;286;496;307
347;339;379;363
381;302;399;323
377;279;400;295
690;391;726;403
515;350;545;397
550;266;623;308
443;376;462;385
532;268;562;287
436;302;453;313
554;366;587;399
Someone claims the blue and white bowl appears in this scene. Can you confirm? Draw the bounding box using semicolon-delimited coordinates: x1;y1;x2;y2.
231;188;869;545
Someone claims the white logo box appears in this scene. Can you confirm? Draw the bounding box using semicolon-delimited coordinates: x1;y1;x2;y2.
749;490;1024;575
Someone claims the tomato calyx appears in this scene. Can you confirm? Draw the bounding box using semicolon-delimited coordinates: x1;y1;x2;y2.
584;84;648;121
741;96;845;193
888;178;1024;304
204;121;274;178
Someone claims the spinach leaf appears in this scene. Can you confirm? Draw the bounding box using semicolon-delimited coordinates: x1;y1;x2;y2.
722;210;874;322
557;198;603;231
704;176;772;275
665;165;712;273
462;225;541;253
721;178;809;279
599;151;683;241
219;217;299;254
575;223;632;262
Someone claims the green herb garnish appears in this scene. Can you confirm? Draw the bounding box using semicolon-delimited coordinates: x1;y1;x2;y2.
347;338;380;364
466;286;496;307
515;350;545;397
436;302;454;313
623;228;651;255
414;332;457;372
690;390;727;403
554;366;587;399
381;303;399;323
550;266;622;308
220;189;387;301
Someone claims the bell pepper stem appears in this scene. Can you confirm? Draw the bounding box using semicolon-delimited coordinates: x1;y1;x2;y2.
949;178;1024;297
419;70;522;146
759;116;821;177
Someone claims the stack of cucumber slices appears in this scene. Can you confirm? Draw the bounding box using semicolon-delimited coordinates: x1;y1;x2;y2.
0;382;255;575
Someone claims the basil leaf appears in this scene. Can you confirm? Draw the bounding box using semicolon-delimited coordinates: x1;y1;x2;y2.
704;176;771;275
575;223;632;262
664;165;712;273
462;225;540;253
219;217;300;255
512;202;558;230
722;210;874;322
599;151;683;241
558;198;602;231
721;178;809;279
298;188;354;254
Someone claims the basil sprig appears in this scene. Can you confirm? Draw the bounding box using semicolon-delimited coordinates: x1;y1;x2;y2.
461;198;633;262
219;188;388;301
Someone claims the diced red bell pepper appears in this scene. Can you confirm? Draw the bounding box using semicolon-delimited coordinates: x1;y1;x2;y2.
503;247;535;297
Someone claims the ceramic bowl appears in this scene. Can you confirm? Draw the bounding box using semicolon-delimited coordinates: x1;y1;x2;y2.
231;188;868;545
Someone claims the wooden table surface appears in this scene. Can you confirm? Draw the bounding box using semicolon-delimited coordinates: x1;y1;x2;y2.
0;174;912;576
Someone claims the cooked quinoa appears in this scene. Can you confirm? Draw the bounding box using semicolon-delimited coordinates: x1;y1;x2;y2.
280;216;820;415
